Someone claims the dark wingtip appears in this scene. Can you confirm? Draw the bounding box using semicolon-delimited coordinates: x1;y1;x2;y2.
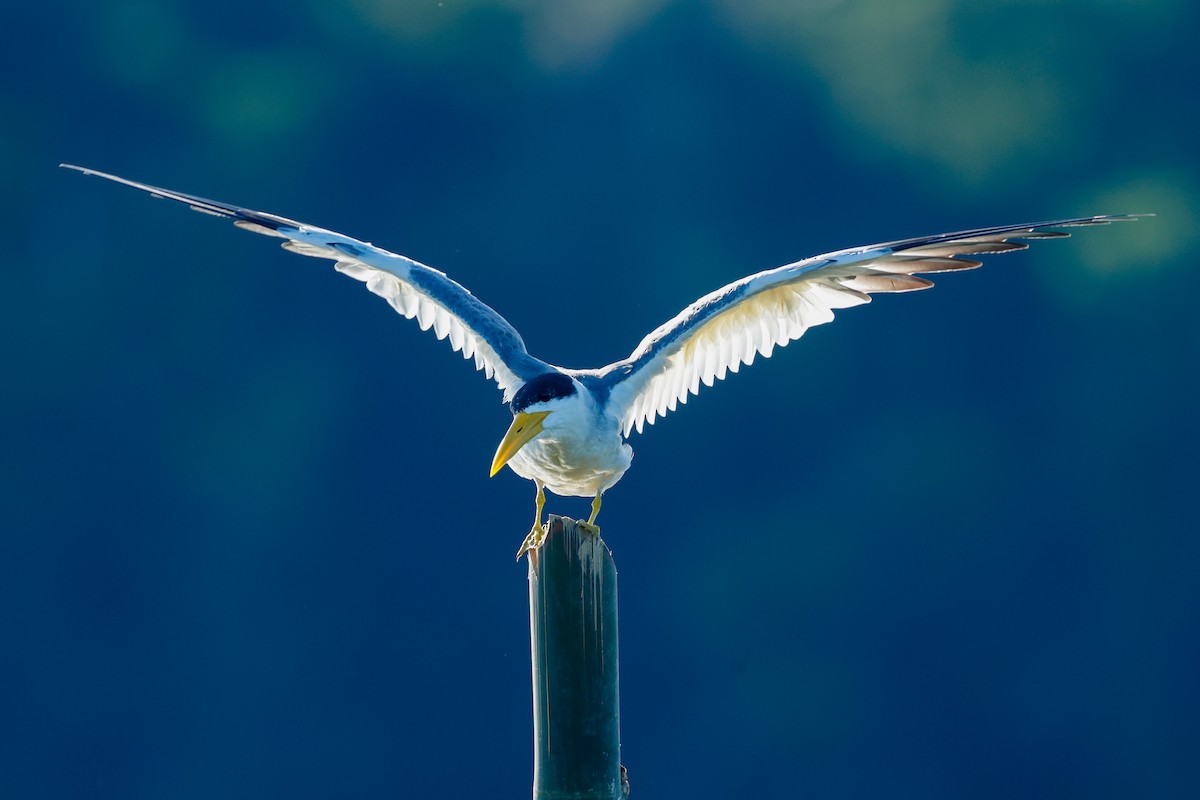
55;164;298;231
1094;213;1154;222
59;164;125;183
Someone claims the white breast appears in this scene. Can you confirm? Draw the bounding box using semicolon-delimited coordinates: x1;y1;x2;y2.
506;393;633;498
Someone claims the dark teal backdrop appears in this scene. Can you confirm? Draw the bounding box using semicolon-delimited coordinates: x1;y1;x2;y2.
3;2;1197;797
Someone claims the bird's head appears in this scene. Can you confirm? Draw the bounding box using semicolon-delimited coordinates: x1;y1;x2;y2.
490;372;579;476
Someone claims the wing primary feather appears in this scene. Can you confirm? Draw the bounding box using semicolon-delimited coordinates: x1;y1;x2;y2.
841;274;935;293
906;241;1028;257
869;256;982;274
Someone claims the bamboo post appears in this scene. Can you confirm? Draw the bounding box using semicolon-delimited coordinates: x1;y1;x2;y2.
527;515;627;799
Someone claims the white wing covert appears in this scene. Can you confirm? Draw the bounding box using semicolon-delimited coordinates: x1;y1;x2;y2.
63;165;549;400
601;215;1143;437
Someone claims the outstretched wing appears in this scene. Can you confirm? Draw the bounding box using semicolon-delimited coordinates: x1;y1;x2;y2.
601;215;1144;436
61;165;550;400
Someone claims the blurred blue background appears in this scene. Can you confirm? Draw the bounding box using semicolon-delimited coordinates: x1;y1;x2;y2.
2;1;1198;797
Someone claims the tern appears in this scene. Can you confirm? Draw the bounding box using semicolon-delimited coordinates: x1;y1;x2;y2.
62;164;1141;556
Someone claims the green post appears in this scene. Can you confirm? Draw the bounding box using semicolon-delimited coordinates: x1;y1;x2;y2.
527;515;626;799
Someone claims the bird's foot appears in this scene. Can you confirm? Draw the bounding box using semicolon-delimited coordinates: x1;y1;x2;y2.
516;524;547;560
578;521;601;537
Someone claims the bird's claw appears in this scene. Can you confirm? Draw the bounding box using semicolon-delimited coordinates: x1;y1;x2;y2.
516;524;547;560
516;519;599;559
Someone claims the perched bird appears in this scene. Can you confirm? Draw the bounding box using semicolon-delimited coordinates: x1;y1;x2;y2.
62;164;1141;556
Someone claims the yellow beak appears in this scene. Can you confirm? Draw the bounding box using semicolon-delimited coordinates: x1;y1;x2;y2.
490;411;551;477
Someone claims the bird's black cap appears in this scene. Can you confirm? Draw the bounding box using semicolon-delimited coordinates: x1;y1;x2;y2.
511;373;576;414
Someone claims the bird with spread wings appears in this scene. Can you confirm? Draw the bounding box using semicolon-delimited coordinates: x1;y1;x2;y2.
62;165;1142;556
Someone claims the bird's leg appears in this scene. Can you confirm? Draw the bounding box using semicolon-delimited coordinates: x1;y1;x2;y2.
515;480;546;559
579;492;603;536
533;480;546;531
